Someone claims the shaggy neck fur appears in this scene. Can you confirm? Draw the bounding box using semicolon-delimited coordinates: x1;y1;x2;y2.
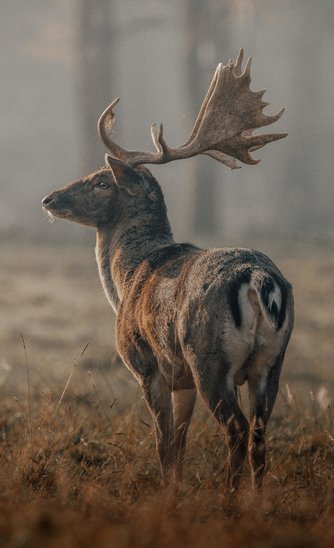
95;175;173;312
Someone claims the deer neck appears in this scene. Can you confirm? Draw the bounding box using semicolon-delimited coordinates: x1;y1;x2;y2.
95;202;173;313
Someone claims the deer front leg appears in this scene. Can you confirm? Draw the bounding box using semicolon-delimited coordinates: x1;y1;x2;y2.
142;371;175;481
171;388;196;482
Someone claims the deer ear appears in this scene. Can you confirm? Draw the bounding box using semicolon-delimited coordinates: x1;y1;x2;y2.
105;154;140;195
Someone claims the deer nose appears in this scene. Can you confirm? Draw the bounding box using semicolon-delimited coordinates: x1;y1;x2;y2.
42;194;55;207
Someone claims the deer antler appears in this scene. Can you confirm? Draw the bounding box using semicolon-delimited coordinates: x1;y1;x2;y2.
97;49;287;169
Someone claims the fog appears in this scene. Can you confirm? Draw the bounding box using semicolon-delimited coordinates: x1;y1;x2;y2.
1;0;333;246
1;5;333;539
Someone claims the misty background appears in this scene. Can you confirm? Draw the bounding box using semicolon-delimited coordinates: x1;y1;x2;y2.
1;0;333;247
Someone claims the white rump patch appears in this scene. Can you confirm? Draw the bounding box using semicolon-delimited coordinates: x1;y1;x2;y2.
225;280;286;390
268;284;282;312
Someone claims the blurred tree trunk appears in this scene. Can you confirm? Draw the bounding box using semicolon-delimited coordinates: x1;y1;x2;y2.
77;0;112;173
281;0;321;234
183;0;230;238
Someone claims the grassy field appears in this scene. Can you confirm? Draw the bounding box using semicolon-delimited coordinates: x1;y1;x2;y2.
0;242;333;547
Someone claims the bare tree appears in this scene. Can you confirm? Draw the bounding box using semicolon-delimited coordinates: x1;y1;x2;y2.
280;0;322;234
182;0;231;237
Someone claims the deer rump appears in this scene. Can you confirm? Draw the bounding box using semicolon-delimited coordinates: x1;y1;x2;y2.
117;245;291;392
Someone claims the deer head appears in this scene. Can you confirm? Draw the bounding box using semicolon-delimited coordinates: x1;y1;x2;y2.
42;158;162;228
43;49;286;227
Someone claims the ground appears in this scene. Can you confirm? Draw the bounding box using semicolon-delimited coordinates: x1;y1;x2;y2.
0;242;333;547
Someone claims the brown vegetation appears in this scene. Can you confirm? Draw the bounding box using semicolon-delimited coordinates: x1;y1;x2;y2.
0;243;333;547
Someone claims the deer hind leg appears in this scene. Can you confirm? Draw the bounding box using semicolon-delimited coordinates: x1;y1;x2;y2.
247;351;284;489
193;365;249;491
171;388;196;482
142;371;175;481
221;396;249;491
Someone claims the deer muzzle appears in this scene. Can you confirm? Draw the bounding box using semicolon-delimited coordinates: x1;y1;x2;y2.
42;190;73;219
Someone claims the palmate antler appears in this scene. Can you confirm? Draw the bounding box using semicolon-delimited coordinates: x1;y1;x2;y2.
97;49;287;169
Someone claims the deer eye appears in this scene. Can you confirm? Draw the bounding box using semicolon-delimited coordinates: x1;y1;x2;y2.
98;181;110;190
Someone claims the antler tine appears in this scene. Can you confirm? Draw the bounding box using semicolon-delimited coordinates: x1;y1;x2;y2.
150;123;162;153
242;56;252;80
98;99;169;166
221;130;288;166
97;98;130;163
182;63;221;149
234;48;244;75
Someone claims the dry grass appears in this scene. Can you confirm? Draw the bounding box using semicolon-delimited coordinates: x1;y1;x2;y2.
0;242;333;547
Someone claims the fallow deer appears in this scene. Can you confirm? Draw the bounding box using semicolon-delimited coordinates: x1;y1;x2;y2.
42;50;294;491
